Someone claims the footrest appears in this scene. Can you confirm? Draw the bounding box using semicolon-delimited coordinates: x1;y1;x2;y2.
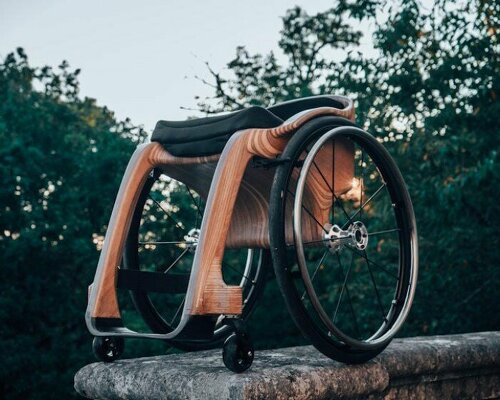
200;286;243;315
117;269;189;294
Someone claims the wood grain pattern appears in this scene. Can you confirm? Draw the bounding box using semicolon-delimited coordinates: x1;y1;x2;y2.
89;96;356;320
225;137;354;248
226;164;275;248
185;133;253;315
88;143;220;319
282;138;355;245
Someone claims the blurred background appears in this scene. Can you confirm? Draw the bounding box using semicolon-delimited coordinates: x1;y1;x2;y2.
0;0;498;398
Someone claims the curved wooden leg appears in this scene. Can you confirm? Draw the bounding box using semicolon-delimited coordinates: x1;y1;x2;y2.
186;132;256;315
87;143;161;324
87;143;219;327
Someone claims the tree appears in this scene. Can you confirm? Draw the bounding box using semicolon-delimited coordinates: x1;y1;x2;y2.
0;48;148;399
199;0;499;337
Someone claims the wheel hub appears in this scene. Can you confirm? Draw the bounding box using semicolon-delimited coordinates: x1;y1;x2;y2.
184;228;200;252
323;221;368;253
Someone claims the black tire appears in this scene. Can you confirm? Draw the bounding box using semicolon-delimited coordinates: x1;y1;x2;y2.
269;116;418;363
123;171;270;351
92;337;124;362
222;333;254;373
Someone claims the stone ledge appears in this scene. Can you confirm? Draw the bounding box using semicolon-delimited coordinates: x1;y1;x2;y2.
74;332;500;400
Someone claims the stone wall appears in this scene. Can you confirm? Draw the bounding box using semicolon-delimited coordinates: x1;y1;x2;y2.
74;332;500;399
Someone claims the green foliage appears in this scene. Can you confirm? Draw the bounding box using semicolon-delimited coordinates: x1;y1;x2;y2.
0;48;147;399
200;0;499;339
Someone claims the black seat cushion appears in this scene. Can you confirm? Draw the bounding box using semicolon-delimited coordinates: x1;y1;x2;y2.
152;106;282;157
151;96;346;157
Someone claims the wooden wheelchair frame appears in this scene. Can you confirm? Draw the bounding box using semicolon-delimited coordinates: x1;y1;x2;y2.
86;96;356;342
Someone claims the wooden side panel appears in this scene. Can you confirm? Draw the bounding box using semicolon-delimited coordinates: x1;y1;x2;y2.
159;162;218;201
90;146;153;318
225;164;275;248
89;143;219;319
278;138;354;245
226;137;355;248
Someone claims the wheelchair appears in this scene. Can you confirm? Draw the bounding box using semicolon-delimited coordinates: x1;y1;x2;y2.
86;95;418;372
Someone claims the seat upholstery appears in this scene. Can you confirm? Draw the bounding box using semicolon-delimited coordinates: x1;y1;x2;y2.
151;96;346;157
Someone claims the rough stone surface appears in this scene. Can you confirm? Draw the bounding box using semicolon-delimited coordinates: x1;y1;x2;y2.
75;332;500;400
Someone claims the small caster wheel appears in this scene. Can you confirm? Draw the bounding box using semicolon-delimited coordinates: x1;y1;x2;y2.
92;336;124;362
222;333;254;373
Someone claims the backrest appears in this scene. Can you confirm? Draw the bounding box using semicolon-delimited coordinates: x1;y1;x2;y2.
267;96;347;120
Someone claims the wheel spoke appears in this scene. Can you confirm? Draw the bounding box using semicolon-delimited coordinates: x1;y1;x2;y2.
336;250;361;337
344;283;361;338
344;245;399;280
223;263;255;286
185;184;204;221
332;251;354;323
287;189;328;234
312;159;334;194
196;196;203;228
368;228;400;237
139;240;187;246
301;250;328;300
310;250;329;283
312;160;352;226
331;144;335;224
287;236;354;247
359;150;365;218
163;247;190;274
170;296;185;325
149;195;185;233
362;250;387;321
342;183;386;229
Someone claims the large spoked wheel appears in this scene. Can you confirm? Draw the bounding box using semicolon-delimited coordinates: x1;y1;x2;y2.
123;169;269;350
270;117;418;363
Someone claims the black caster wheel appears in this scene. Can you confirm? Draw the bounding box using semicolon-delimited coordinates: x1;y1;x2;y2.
222;333;254;373
92;336;124;362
